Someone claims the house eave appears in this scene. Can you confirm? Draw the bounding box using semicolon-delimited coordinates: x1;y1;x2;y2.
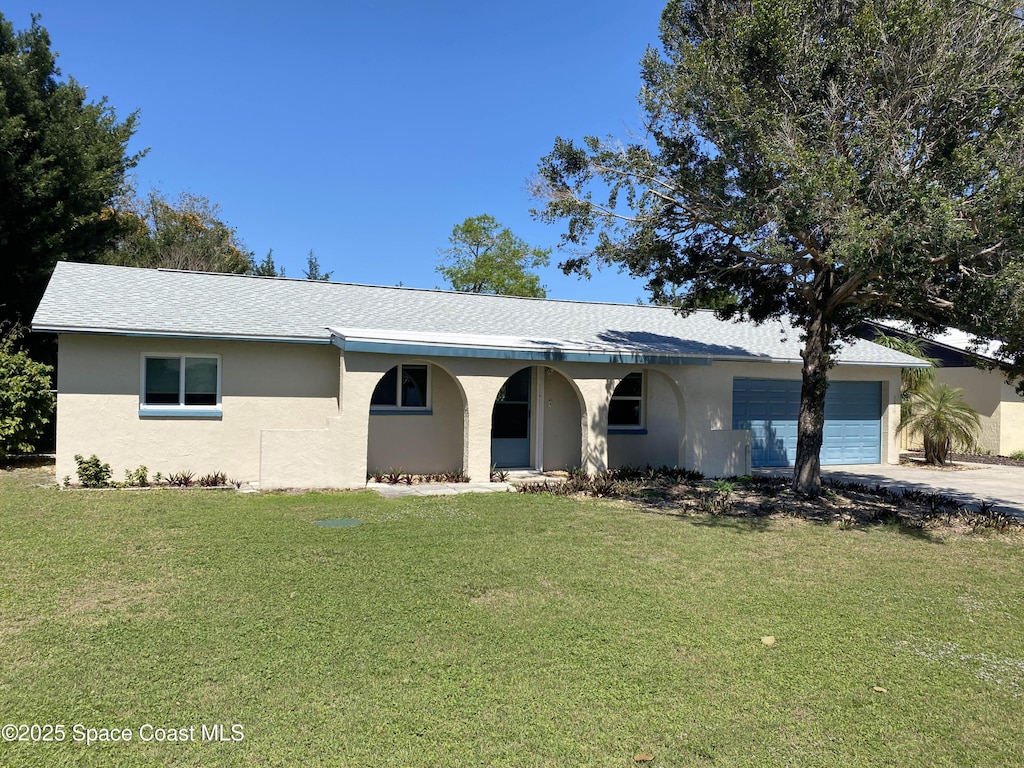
32;326;330;345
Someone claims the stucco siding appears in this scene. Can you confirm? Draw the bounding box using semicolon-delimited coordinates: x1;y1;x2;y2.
932;367;1001;454
56;334;339;484
540;369;583;470
998;379;1024;455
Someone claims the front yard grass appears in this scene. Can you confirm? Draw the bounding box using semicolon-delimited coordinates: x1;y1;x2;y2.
1;465;1022;766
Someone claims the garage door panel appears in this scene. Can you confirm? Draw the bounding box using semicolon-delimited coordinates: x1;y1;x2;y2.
734;379;881;467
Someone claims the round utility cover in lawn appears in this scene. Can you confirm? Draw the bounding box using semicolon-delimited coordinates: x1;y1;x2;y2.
314;519;363;528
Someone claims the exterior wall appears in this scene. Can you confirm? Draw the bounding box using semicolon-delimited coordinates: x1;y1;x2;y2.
366;364;464;475
669;361;901;469
933;367;1002;454
999;379;1024;455
540;369;582;470
55;333;905;489
55;334;340;485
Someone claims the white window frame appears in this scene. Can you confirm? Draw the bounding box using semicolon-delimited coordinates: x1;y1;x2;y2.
369;363;432;413
608;370;645;431
139;353;222;418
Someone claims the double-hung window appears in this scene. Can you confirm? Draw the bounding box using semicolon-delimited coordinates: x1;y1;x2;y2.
141;354;221;416
370;364;430;412
608;371;644;431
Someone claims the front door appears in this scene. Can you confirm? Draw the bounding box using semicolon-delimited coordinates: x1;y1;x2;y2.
491;367;531;468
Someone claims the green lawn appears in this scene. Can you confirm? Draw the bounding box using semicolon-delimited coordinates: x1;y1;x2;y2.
1;466;1023;767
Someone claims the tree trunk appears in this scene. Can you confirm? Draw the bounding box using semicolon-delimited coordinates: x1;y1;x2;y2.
792;309;831;495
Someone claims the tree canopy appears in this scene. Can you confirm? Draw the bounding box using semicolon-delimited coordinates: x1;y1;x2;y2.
252;249;285;277
0;12;141;328
534;0;1024;493
302;250;332;281
436;215;550;298
100;189;253;274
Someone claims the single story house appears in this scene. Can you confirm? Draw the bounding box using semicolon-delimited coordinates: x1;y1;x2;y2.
33;262;926;489
863;321;1024;456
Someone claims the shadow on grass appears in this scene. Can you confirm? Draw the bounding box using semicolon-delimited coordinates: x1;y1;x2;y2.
1;454;55;470
1;454;55;473
685;512;774;534
553;472;983;542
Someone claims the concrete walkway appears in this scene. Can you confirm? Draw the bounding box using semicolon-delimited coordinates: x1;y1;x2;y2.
760;461;1024;518
367;481;515;498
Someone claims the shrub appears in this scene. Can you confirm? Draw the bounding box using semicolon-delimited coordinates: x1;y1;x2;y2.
124;465;149;487
0;324;54;459
74;454;112;488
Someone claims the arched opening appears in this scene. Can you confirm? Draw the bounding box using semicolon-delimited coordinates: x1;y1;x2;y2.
366;362;465;476
607;368;683;469
491;366;584;471
539;366;584;471
491;367;532;469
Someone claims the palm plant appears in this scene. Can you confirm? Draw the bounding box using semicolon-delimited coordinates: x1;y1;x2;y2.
898;382;981;465
871;331;938;401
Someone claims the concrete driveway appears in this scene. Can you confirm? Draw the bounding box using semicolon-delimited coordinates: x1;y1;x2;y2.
759;462;1024;518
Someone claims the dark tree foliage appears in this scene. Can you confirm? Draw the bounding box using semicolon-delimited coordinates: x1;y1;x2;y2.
0;13;141;328
252;249;285;277
534;0;1024;493
302;250;332;281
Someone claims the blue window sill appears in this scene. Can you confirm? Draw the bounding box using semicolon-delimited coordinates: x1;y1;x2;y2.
139;408;223;419
608;427;647;435
370;408;433;416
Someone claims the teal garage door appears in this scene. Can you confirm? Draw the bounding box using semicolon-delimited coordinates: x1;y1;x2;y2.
733;379;881;467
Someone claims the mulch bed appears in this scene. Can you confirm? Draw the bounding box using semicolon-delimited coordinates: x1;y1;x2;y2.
621;479;1023;535
903;449;1024;468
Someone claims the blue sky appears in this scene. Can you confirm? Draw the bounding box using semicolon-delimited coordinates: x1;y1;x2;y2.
6;0;667;303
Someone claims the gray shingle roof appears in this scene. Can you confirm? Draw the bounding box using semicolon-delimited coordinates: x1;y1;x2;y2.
32;262;924;367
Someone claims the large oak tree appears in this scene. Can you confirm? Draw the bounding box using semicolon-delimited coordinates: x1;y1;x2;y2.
533;0;1024;493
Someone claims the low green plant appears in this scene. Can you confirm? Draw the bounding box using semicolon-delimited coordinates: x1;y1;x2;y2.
1010;450;1024;460
167;470;195;488
711;478;736;497
124;465;149;487
73;453;112;488
198;471;228;487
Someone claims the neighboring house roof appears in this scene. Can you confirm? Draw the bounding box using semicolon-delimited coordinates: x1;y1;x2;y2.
867;320;1005;365
33;262;926;367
